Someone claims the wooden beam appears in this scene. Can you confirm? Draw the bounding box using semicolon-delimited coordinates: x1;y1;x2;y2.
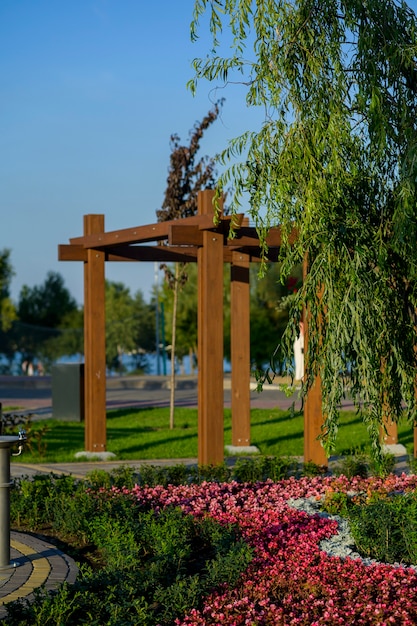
70;213;217;248
231;251;251;447
58;244;87;262
198;190;225;465
104;245;199;262
83;214;107;453
169;225;204;247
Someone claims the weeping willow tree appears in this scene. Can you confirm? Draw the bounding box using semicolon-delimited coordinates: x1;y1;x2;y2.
189;0;417;454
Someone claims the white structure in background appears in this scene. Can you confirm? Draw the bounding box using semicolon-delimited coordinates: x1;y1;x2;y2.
293;322;304;381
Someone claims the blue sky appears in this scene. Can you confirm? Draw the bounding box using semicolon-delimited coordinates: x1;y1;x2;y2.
2;1;417;306
1;0;262;305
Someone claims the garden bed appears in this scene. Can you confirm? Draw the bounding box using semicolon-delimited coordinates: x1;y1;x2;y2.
6;467;417;624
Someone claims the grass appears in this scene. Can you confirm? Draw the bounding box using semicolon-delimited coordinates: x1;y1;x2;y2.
10;406;415;464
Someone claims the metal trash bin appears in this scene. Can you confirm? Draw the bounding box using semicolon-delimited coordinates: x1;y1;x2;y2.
52;364;85;421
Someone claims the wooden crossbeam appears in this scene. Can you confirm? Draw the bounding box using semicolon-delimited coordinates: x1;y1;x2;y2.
59;244;87;262
169;225;203;246
59;242;241;263
69;214;218;248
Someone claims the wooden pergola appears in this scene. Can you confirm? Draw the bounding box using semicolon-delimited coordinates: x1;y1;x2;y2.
58;189;329;466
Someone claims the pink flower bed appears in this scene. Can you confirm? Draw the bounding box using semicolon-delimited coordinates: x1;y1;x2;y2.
117;474;417;624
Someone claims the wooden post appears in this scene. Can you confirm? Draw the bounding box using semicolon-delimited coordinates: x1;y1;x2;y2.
380;418;398;446
231;251;251;446
303;256;327;466
83;214;107;453
380;367;398;445
197;190;224;465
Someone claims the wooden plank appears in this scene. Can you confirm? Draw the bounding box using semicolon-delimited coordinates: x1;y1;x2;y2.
83;214;107;453
231;252;251;446
226;225;298;248
104;245;199;262
198;190;225;465
169;225;204;246
70;213;217;248
58;244;87;262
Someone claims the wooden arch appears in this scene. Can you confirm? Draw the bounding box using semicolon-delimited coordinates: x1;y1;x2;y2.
59;189;327;465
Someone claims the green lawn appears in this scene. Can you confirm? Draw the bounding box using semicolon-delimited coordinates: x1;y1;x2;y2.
12;406;415;464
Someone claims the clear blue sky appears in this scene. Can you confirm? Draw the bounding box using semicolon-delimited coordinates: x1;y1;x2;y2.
2;1;417;306
0;0;261;305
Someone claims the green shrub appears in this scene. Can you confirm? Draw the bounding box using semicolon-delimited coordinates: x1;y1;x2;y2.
233;455;296;483
86;465;139;490
347;492;417;565
333;448;370;478
6;491;253;626
321;490;350;516
301;461;328;477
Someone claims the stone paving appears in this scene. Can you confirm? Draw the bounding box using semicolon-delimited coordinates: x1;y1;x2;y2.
0;531;78;619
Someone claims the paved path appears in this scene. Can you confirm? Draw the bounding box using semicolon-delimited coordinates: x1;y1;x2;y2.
0;532;78;620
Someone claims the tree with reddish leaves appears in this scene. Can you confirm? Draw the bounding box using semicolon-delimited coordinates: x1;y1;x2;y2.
157;101;223;428
156;100;223;223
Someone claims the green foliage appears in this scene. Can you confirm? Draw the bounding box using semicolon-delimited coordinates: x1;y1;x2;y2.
333;448;371;479
347;492;417;565
161;261;302;369
321;490;350;517
0;248;17;335
105;281;155;374
190;0;417;456
321;488;417;565
233;455;297;482
86;464;139;490
301;461;328;478
15;271;79;367
333;447;396;478
7;474;253;625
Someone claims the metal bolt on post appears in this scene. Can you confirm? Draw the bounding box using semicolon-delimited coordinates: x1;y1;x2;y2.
0;430;26;570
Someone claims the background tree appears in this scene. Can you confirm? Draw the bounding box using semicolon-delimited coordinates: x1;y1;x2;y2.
190;0;417;455
131;290;156;373
248;264;302;371
0;249;16;331
0;250;17;371
163;261;302;373
105;281;137;374
105;281;155;374
16;271;79;370
157;101;222;428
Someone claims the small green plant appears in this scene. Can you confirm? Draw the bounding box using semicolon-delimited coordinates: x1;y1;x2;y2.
346;492;417;565
233;455;296;483
321;490;350;516
191;463;232;484
301;461;328;477
369;451;396;477
333;448;370;478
